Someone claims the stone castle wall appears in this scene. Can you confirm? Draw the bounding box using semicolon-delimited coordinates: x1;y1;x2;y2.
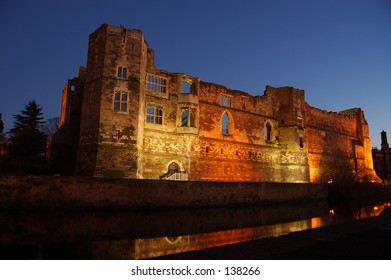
51;24;379;184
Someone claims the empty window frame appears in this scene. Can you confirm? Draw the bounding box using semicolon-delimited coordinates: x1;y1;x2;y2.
146;74;167;93
180;107;197;127
220;94;232;108
222;113;230;135
265;122;272;141
182;81;191;94
117;66;127;78
146;104;163;125
113;91;128;112
297;117;304;130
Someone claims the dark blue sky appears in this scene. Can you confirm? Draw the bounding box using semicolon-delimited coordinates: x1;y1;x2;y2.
0;0;390;147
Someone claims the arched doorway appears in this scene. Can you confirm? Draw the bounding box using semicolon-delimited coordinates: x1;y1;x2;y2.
160;161;188;180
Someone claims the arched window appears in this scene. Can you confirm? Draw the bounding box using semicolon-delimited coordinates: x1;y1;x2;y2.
222;113;230;135
265;122;272;141
180;107;197;128
181;109;188;127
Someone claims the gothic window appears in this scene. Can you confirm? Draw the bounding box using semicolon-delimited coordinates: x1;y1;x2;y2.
181;109;188;127
146;74;167;93
190;108;197;127
222;113;230;135
146;104;163;125
220;94;232;108
180;107;197;128
117;66;127;78
113;91;128;112
265;121;272;141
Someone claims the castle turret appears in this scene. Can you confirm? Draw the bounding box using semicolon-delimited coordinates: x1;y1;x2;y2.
75;24;149;177
381;130;389;151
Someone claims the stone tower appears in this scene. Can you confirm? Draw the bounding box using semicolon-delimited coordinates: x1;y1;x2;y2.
75;24;149;177
381;130;390;151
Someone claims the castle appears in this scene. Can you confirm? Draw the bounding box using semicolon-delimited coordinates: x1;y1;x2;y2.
49;24;379;184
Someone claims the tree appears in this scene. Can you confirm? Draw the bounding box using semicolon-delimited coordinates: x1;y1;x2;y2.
7;101;47;158
0;113;5;155
41;117;59;138
0;113;3;135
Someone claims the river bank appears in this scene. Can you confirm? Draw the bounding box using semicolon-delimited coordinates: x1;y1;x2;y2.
0;174;327;209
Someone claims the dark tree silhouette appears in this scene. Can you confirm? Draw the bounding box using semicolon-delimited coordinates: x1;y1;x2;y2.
41;117;59;138
7;101;47;158
0;113;5;155
0;113;3;135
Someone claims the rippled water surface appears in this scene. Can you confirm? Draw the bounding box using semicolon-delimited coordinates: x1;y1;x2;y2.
1;200;390;259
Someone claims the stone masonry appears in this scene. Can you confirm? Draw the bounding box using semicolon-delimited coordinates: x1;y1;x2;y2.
50;24;379;184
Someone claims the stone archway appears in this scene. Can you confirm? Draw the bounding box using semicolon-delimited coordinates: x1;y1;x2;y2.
160;161;188;180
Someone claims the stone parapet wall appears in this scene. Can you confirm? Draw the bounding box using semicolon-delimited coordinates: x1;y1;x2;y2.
0;175;327;210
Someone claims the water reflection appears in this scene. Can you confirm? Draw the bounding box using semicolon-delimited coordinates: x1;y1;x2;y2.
0;201;390;259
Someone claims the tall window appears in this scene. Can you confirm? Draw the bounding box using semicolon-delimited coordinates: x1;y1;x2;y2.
146;104;163;125
297;117;304;130
146;74;167;93
117;67;127;78
220;94;232;108
113;91;128;112
222;113;230;135
181;109;188;127
182;81;191;94
180;107;197;127
265;122;272;141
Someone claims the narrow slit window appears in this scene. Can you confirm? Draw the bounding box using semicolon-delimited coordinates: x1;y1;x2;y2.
265;122;272;141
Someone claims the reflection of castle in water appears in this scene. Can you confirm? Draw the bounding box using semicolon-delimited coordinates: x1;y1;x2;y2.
1;201;389;259
93;218;323;259
92;201;390;259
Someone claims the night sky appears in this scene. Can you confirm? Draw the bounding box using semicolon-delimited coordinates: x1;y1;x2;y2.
0;0;390;147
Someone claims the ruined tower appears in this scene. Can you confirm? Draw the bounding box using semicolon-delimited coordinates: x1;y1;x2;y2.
75;24;149;177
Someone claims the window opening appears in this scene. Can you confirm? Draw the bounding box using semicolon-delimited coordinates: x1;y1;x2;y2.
299;138;304;148
113;92;128;112
181;109;188;127
146;104;163;124
182;81;191;94
146;74;167;93
297;117;304;130
190;108;197;127
222;113;230;135
265;122;272;141
117;67;127;78
180;107;197;127
220;94;232;108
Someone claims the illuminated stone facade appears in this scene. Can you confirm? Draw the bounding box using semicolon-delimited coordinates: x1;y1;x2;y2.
51;24;379;183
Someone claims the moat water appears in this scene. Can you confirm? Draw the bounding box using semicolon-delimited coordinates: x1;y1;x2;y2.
0;200;390;259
